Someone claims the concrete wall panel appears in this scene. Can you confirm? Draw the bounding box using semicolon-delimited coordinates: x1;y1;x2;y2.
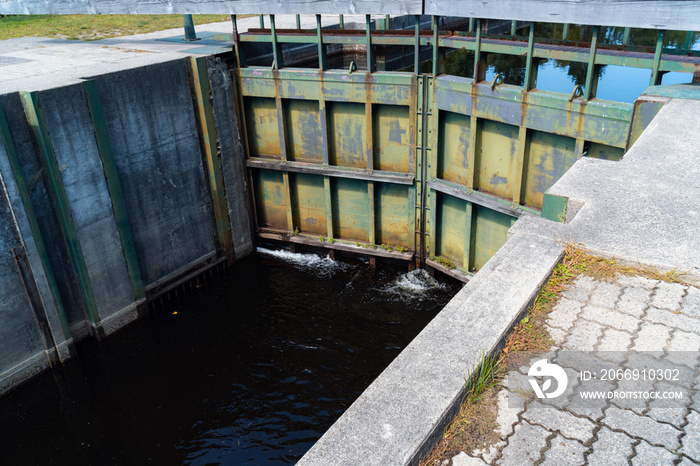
39;84;134;320
206;56;254;259
94;61;217;286
0;94;87;328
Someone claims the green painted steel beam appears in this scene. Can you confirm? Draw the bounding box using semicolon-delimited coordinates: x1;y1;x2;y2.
20;91;101;326
366;15;374;73
269;14;282;69
82;80;145;301
187;57;235;257
414;15;421;74
0;103;73;341
316;15;327;71
246;158;415;185
523;22;536;91
650;30;666;86
584;26;599;101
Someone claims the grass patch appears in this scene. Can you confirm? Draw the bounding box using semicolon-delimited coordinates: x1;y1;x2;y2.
421;242;687;465
0;15;237;41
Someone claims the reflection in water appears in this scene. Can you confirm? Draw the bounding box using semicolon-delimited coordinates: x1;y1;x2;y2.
0;250;459;465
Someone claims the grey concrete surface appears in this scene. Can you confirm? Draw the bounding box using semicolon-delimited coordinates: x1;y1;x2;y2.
0;92;88;328
299;232;564;465
93;59;216;286
39;83;135;320
452;273;700;465
0;15;369;95
510;98;700;285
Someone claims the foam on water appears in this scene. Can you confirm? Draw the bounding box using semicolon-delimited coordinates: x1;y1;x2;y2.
257;247;349;277
381;269;446;301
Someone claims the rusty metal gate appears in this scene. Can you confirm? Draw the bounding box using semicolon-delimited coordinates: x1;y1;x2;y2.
232;16;699;280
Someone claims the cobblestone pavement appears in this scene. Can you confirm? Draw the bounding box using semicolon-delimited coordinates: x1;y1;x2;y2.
453;274;700;466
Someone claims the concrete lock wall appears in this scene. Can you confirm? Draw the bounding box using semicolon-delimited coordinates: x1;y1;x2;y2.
0;56;253;396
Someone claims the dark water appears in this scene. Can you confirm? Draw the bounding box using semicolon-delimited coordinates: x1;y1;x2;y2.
0;248;459;465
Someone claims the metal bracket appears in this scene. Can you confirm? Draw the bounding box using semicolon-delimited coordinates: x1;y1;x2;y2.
569;84;583;101
348;60;357;75
490;73;504;90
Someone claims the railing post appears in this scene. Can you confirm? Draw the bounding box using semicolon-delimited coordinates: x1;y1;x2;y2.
432;16;439;76
339;15;345;30
414;15;421;74
650;30;666;86
296;14;301;30
183;14;198;41
523;22;537;91
510;20;517;36
622;27;631;45
366;15;374;73
562;23;569;40
317;14;327;71
259;14;265;29
270;15;282;69
231;15;246;68
583;26;599;101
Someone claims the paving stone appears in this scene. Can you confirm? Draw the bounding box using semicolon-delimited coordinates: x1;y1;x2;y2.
546;325;568;347
650;282;687;312
646;381;691;427
626;352;697;391
473;442;504;464
497;422;550;466
644;307;700;334
632;440;679;465
586;427;636;466
589;281;623;309
547;298;584;331
452;452;488;466
561;283;592;304
563;319;604;351
602;405;681;449
667;329;700;360
596;328;634;358
681;286;700;319
495;389;523;438
572;275;598;291
631;322;672;353
535;366;581;410
680;409;700;462
580;304;639;333
617;274;659;290
540;434;586;466
616;286;651;318
523;401;596;442
568;377;614;421
610;376;655;415
678;456;700;466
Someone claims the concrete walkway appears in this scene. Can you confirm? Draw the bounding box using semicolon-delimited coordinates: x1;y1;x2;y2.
453;273;700;465
0;14;365;94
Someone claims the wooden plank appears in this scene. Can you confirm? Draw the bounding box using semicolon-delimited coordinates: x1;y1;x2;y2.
4;0;424;15
246;158;415;185
258;230;415;260
424;1;700;31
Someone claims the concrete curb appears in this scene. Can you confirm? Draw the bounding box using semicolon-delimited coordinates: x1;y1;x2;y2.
298;231;564;465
